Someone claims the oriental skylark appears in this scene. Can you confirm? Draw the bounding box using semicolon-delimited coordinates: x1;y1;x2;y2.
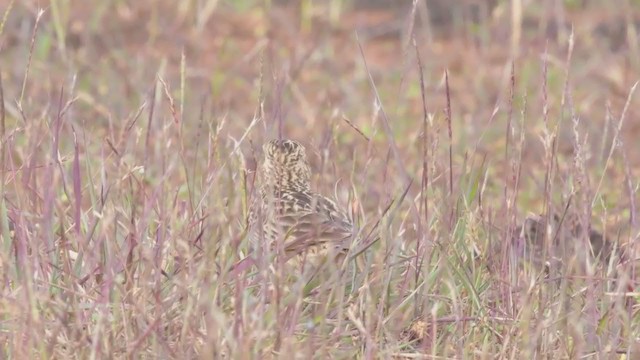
513;212;616;270
248;139;355;269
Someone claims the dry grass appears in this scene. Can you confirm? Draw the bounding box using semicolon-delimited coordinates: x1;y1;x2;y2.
1;0;639;358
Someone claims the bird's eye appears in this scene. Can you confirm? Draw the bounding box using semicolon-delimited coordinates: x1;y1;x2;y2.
283;141;296;153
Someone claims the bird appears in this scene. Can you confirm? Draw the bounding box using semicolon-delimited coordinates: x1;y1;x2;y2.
513;211;616;272
247;138;355;271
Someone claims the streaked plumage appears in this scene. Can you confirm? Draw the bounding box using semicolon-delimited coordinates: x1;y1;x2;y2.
248;139;354;267
513;212;615;269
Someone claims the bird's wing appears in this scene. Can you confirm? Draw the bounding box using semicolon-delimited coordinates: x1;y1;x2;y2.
274;191;354;256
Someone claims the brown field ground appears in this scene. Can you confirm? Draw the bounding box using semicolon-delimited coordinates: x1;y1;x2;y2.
1;0;640;358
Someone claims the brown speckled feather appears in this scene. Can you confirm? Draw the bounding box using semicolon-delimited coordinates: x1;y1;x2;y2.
248;139;354;265
513;212;615;268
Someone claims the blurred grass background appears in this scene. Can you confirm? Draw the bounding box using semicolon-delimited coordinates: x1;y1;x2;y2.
1;0;640;358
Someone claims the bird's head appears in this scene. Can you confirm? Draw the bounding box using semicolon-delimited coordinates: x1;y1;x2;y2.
520;214;548;244
262;139;311;190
